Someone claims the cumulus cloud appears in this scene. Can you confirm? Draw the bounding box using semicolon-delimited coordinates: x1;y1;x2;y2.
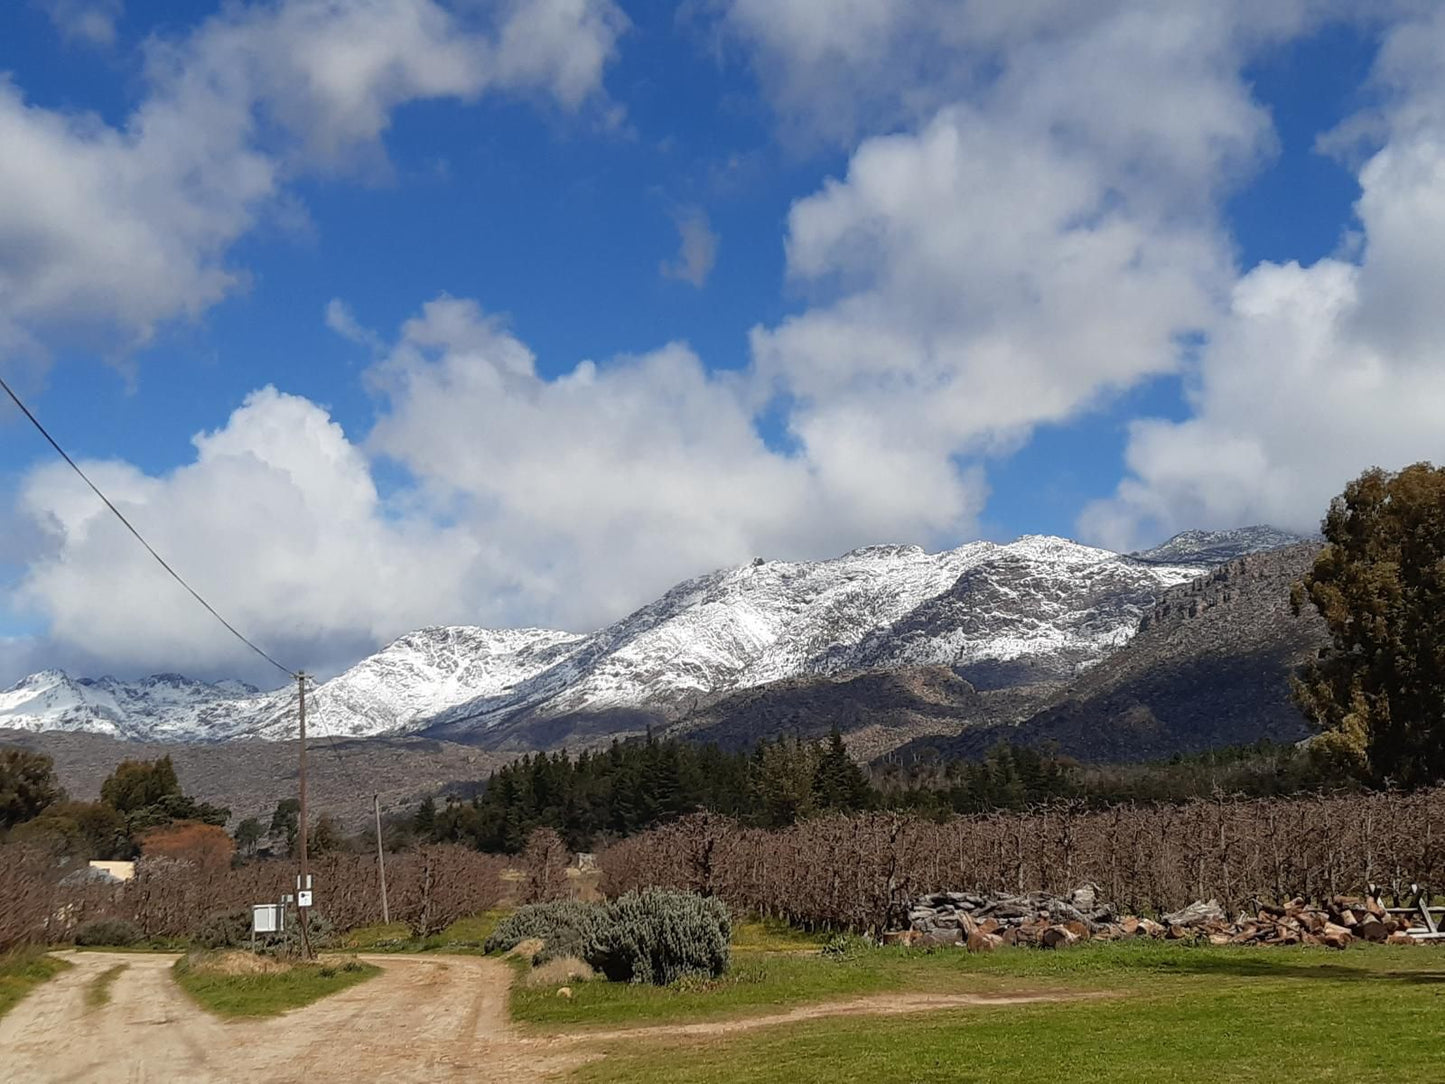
366;296;978;631
717;0;1328;149
740;2;1312;537
325;298;385;354
660;207;718;288
12;387;483;681
8;295;989;681
0;0;626;357
35;0;123;47
1079;5;1445;549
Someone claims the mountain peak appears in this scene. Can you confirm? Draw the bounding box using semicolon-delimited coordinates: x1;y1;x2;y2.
1132;525;1313;566
2;528;1265;746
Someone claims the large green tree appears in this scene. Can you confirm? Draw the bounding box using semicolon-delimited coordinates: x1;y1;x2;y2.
0;748;62;830
1292;462;1445;785
100;756;229;833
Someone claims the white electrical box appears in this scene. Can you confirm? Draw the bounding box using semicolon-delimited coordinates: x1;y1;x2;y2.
252;904;283;934
297;890;314;908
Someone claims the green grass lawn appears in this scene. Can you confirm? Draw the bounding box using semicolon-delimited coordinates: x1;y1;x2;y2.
84;963;127;1010
171;953;380;1018
0;950;70;1020
512;940;1445;1083
340;909;511;953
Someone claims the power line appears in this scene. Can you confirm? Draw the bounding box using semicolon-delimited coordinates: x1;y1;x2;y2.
0;373;296;680
2;374;368;786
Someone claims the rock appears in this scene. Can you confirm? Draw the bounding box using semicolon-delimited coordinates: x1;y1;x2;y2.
921;927;962;947
1068;884;1099;912
1387;931;1415;945
882;930;921;947
1356;918;1389;943
1041;925;1079;949
1137;918;1166;938
967;930;1004;953
1162;899;1226;928
557;987;573;999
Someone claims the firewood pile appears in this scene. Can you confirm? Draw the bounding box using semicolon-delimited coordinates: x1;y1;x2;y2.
887;886;1435;952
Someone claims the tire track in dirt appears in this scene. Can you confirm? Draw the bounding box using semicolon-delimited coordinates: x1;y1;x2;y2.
0;951;1103;1083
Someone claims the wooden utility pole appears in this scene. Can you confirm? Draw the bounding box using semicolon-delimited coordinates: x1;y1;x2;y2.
374;794;391;925
296;672;313;959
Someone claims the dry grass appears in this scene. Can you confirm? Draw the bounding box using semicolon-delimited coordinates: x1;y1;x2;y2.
523;955;595;987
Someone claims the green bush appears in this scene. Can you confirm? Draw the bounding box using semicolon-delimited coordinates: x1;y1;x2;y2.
74;918;142;947
193;910;251;950
484;901;602;962
585;889;730;985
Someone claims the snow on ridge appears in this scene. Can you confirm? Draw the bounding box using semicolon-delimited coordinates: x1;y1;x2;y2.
0;528;1299;743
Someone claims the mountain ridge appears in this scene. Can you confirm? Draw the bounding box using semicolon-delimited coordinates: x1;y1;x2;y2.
0;526;1309;746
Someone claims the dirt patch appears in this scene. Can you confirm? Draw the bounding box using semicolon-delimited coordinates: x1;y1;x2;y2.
0;950;1107;1083
551;990;1107;1043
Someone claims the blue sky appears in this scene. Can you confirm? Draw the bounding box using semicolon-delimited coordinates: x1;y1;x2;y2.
1;1;1442;684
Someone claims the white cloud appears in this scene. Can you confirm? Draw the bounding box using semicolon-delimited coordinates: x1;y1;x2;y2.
366;297;979;631
0;0;626;357
12;387;483;680
742;3;1299;528
325;298;385;354
1080;5;1445;549
8;296;990;681
660;207;718;288
35;0;123;48
717;0;1330;149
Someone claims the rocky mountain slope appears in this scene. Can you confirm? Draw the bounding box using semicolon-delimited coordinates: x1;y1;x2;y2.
890;542;1328;763
0;527;1307;749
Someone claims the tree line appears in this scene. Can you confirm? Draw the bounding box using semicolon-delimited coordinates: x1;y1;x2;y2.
409;729;1358;855
0;750;228;860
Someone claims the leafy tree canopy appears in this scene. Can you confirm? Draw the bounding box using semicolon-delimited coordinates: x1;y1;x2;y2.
1293;462;1445;786
0;748;63;830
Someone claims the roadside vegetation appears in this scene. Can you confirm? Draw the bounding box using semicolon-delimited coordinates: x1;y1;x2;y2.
0;950;69;1020
172;951;378;1018
520;940;1445;1083
84;963;126;1010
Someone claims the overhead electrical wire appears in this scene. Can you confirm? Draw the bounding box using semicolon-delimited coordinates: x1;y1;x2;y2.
0;373;296;680
2;373;373;785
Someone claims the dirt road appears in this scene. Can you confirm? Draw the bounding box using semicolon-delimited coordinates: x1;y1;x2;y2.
0;951;582;1083
0;951;1092;1083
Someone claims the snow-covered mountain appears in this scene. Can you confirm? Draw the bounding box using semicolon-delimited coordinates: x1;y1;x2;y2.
1132;525;1312;566
0;528;1310;745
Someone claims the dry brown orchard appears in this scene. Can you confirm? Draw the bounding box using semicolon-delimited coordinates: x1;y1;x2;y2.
601;790;1445;933
0;842;506;950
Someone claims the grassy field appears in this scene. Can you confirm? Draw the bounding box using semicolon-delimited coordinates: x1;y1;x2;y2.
511;940;1445;1083
340;909;511;953
0;950;70;1020
172;953;380;1018
84;963;127;1010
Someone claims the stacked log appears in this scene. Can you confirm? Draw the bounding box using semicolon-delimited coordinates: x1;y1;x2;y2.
890;887;1428;951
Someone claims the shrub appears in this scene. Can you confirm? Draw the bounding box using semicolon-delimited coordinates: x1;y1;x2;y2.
485;901;602;962
585;888;730;985
74;918;142;947
193;909;251;949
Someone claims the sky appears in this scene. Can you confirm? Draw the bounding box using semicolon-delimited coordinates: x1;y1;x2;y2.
1;0;1442;688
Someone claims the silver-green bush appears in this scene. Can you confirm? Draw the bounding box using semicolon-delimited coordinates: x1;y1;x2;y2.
585;889;730;985
484;900;602;962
